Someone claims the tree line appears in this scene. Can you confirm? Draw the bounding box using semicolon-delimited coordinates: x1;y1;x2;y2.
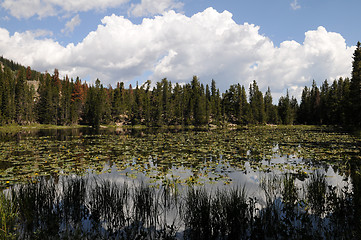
0;42;360;128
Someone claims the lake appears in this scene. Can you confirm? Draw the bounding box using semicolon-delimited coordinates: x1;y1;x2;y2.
0;125;360;239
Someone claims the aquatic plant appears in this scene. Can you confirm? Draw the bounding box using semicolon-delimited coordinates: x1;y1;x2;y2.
0;191;17;240
0;174;358;239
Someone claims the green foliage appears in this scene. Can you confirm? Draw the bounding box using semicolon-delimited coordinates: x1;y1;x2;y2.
0;192;17;239
1;49;361;128
84;79;111;128
278;90;298;125
350;41;361;126
249;80;265;124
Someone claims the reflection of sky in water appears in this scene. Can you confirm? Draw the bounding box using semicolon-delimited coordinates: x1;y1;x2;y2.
86;144;352;203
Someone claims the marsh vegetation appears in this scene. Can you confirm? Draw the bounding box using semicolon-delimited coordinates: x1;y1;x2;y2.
0;172;357;239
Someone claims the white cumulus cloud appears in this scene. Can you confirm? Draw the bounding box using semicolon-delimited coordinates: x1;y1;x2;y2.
128;0;183;17
1;0;130;19
62;15;81;34
0;8;355;100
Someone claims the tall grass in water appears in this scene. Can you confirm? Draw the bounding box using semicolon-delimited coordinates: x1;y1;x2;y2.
0;191;17;240
183;186;249;240
12;177;60;239
0;173;358;239
88;179;129;237
306;170;327;216
61;177;88;238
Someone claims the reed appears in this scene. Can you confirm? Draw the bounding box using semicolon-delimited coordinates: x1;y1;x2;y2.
0;191;17;240
0;173;357;239
306;170;327;216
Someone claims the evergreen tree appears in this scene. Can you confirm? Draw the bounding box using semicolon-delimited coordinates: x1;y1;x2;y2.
71;77;84;124
222;85;237;123
142;80;152;126
84;79;109;128
161;78;171;124
340;78;352;125
152;82;163;126
239;85;251;124
320;80;330;124
59;76;72;125
205;84;211;124
182;83;192;125
278;90;297;125
210;79;221;125
191;76;206;126
298;86;311;124
310;80;321;124
2;67;15;123
264;87;278;124
172;83;183;125
249;80;265;124
15;68;27;124
350;41;361;126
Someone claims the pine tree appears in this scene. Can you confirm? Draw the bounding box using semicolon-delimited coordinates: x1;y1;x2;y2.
350;41;361;126
249;80;265;124
298;86;311;124
310;80;321;124
183;83;192;125
84;79;107;128
222;85;237;123
191;76;206;126
161;78;171;124
152;82;163;126
71;77;84;124
264;87;278;124
142;80;152;126
320;80;330;124
239;85;251;124
15;68;27;124
340;78;352;125
210;79;221;125
2;67;15;123
278;90;297;125
59;76;72;125
172;83;183;125
205;84;211;124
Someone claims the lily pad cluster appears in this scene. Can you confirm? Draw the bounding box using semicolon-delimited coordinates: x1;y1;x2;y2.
0;126;359;188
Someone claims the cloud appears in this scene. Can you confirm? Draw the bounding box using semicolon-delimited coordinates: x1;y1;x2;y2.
62;15;81;34
2;16;10;21
128;0;183;17
0;8;355;100
1;0;129;19
290;0;301;10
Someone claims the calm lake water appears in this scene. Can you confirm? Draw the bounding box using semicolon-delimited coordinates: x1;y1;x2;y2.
0;126;357;192
1;126;360;239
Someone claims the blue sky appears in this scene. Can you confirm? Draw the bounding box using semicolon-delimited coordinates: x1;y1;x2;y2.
0;0;360;99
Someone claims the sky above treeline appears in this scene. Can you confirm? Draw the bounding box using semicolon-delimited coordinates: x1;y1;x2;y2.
0;0;360;100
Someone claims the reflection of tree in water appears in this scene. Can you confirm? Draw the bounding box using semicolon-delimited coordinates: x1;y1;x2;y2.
351;159;361;236
1;171;357;239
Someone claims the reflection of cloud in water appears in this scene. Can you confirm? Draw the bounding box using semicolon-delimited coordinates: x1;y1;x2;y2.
82;148;352;204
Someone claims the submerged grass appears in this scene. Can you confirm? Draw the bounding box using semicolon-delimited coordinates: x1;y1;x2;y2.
0;172;357;239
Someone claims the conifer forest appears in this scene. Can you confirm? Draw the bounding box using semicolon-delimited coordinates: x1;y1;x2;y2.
0;42;360;129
